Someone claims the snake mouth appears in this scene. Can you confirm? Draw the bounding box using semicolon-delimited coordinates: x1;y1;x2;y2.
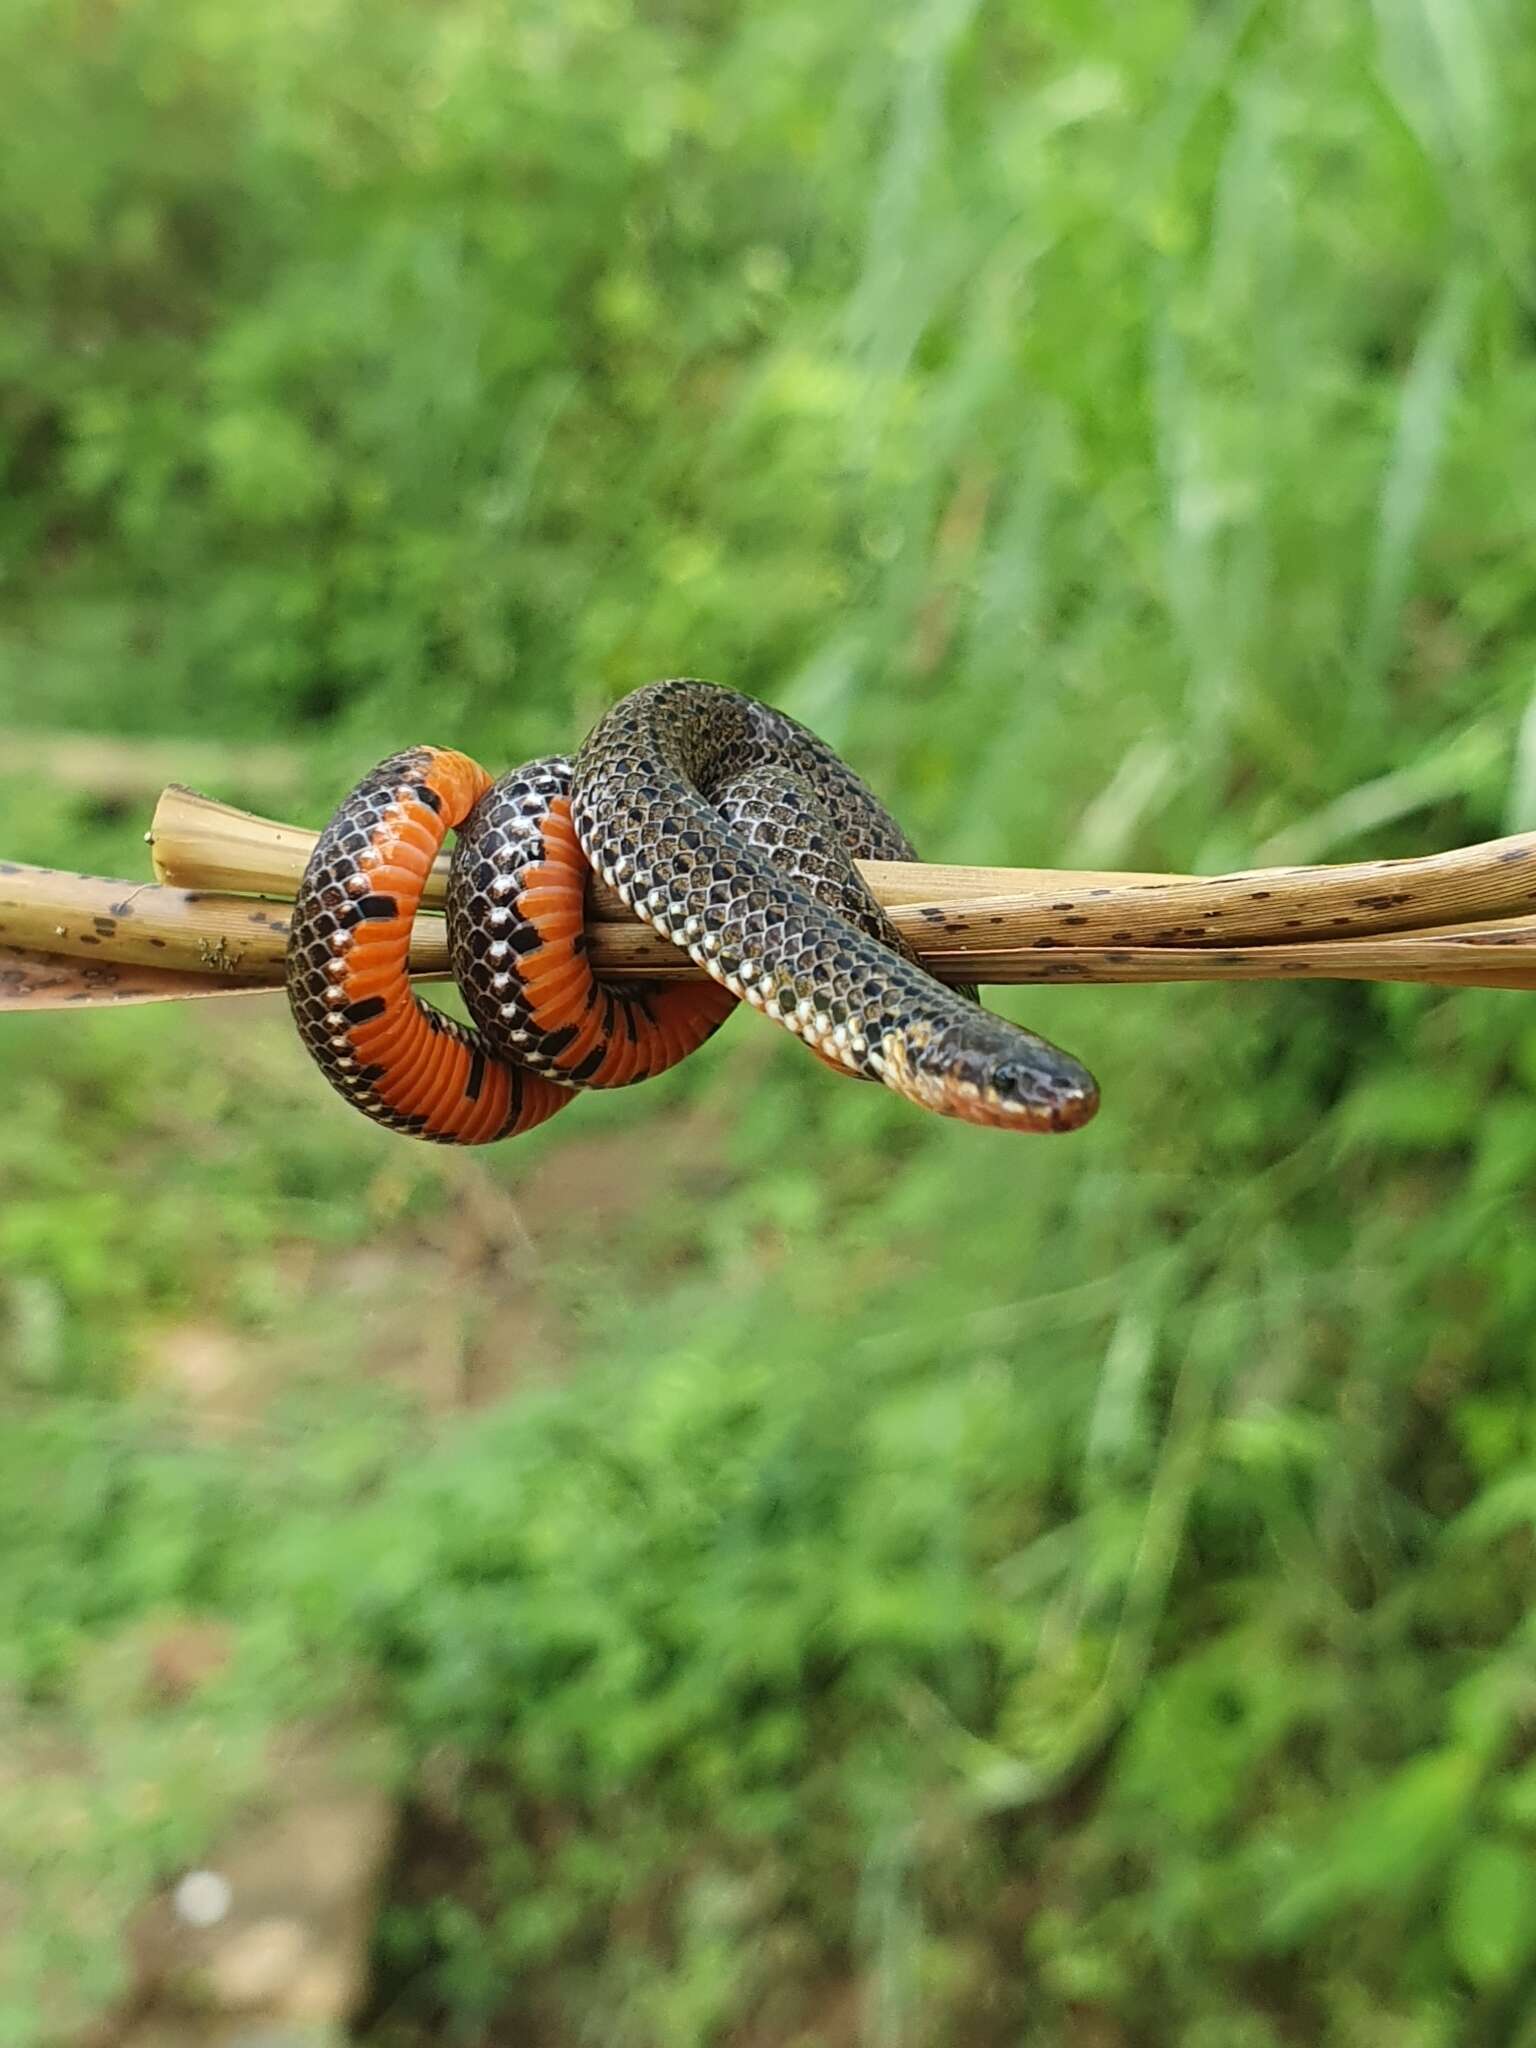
887;1023;1100;1134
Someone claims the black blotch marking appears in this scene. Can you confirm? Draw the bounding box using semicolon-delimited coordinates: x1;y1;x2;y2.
344;893;399;925
569;1046;606;1083
541;1023;579;1058
508;924;542;956
342;995;387;1025
415;783;443;814
465;1049;487;1101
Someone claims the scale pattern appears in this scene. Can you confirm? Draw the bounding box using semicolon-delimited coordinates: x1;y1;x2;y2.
286;749;573;1144
449;757;736;1086
570;681;1097;1130
288;683;1099;1141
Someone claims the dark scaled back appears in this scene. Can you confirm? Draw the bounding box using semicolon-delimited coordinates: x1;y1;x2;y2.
570;680;1097;1129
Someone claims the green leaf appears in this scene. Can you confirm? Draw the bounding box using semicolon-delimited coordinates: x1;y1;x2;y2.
1262;1748;1480;1946
1444;1835;1536;1990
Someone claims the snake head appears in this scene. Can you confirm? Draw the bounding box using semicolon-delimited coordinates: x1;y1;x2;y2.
892;1016;1100;1133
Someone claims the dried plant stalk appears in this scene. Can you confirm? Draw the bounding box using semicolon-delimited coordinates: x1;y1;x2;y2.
0;943;296;1012
148;785;1536;945
4;786;1536;1014
0;861;298;980
145;783;1173;923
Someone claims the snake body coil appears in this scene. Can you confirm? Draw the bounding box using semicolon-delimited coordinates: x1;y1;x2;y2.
286;680;1099;1141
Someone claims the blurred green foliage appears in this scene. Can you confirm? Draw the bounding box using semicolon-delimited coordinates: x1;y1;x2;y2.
6;0;1536;2041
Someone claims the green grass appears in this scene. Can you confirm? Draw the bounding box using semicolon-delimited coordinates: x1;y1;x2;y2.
6;0;1536;2041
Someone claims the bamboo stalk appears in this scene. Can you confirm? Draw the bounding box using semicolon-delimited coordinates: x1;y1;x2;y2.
9;860;1536;1013
145;783;1177;921
0;943;311;1012
0;862;297;980
5;787;1536;1014
146;785;1536;940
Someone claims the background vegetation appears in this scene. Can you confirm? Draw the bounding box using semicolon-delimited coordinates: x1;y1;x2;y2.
5;0;1536;2041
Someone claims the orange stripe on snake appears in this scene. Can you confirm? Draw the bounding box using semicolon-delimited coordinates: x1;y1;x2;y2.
286;747;733;1144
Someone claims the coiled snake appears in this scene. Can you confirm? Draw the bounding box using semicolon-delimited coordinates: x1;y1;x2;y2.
286;680;1099;1142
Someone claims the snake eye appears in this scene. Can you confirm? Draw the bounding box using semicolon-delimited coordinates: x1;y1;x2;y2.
986;1050;1099;1128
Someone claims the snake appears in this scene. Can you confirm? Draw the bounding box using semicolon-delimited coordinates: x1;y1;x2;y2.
285;679;1099;1143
